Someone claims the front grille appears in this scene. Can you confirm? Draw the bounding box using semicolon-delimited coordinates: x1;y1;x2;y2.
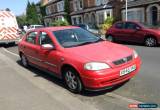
113;55;133;66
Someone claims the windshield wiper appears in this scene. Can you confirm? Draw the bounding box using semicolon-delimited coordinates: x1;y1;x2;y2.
93;38;104;43
76;41;95;46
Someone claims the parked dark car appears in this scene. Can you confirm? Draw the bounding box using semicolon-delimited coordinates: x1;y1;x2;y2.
106;21;160;47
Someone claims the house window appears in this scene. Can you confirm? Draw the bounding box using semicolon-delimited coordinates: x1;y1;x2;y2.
122;8;144;23
95;0;108;6
73;18;77;24
73;0;83;11
97;12;105;24
79;0;83;9
46;6;51;15
57;1;64;12
57;16;64;21
71;15;83;25
96;0;101;6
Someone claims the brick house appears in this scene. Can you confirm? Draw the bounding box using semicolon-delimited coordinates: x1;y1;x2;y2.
43;0;66;26
70;0;112;28
70;0;124;28
121;0;160;26
42;0;124;27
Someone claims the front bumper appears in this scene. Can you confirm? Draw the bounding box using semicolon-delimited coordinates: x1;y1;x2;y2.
81;57;141;90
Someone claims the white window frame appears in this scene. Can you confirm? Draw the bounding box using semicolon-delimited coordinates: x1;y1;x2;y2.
57;16;65;21
122;8;145;23
96;9;112;25
73;0;83;11
71;15;83;25
57;1;64;12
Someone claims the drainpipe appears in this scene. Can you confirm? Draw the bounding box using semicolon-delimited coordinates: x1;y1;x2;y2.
125;0;128;21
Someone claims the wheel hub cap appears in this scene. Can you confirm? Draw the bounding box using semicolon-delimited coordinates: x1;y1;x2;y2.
65;71;77;90
146;38;156;46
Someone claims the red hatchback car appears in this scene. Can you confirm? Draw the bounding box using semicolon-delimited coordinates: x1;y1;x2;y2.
106;21;160;47
18;26;141;93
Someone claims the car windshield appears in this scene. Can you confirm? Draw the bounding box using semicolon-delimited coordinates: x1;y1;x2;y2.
139;23;153;28
78;24;88;30
53;28;103;48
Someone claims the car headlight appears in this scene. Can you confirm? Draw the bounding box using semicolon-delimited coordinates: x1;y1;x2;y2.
84;62;110;71
133;50;138;58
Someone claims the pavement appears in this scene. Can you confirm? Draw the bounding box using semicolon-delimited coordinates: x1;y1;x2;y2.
0;48;98;110
0;44;160;110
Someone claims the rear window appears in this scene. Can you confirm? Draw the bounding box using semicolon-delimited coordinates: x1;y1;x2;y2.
26;31;38;44
115;23;124;29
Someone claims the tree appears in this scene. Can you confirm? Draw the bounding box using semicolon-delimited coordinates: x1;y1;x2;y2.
16;14;27;28
50;19;69;26
64;0;71;24
5;8;11;11
26;1;39;25
99;17;114;34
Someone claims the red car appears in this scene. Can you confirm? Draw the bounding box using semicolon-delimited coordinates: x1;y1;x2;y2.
106;21;160;47
18;26;141;93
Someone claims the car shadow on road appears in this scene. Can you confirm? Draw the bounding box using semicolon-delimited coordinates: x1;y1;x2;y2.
16;60;129;97
0;43;17;48
16;60;65;88
81;81;128;97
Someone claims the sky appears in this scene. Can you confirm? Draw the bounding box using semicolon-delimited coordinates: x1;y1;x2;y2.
0;0;40;16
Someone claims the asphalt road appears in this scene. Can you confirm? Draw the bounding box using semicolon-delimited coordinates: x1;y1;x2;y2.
1;43;160;110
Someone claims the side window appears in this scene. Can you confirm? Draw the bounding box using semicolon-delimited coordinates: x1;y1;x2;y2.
125;22;139;30
115;23;124;29
26;31;38;44
39;32;53;45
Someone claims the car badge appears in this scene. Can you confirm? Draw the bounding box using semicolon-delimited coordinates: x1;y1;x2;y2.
123;58;128;63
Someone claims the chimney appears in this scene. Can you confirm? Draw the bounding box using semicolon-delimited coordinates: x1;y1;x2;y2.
41;0;48;6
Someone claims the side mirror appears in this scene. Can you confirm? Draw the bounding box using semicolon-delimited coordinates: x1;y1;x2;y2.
41;44;55;50
135;26;141;30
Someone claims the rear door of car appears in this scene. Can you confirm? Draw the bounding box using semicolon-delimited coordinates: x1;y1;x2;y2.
112;22;125;41
23;31;41;65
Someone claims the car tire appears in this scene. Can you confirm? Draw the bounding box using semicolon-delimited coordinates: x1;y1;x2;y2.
106;35;114;42
63;67;83;93
144;37;157;47
21;54;29;67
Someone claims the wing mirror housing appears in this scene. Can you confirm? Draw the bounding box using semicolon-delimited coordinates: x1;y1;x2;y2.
41;44;55;50
136;26;141;30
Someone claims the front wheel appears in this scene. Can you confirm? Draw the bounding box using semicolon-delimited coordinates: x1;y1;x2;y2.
106;35;114;42
63;68;83;93
144;37;157;47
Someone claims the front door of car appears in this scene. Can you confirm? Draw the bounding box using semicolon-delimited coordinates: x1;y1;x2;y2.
37;31;60;76
123;22;144;43
23;31;40;65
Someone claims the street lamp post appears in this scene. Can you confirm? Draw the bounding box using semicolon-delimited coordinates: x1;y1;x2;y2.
125;0;128;21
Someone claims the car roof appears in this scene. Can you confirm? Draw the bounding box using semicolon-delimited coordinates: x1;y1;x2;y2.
34;26;79;32
30;25;43;26
116;21;139;24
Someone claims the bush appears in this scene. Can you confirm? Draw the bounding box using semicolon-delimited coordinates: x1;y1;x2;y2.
99;17;114;34
50;19;69;26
